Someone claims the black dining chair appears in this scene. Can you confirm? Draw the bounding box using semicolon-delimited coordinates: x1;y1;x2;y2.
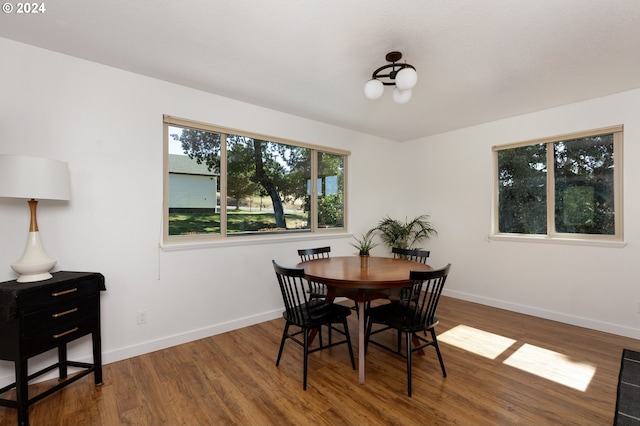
298;246;359;313
392;247;430;303
297;246;331;301
364;246;432;313
272;260;356;390
365;264;451;397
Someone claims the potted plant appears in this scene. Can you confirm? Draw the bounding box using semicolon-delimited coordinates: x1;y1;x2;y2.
350;228;379;256
375;214;437;251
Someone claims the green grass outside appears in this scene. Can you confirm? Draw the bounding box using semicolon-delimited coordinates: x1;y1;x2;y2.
169;210;310;235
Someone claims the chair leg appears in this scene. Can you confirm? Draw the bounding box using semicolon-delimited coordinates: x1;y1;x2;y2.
430;329;447;377
276;322;290;366
364;317;374;354
397;330;402;352
342;317;356;370
406;331;413;397
303;328;309;390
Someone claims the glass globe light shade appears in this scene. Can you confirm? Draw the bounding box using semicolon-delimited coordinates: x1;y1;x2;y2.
393;87;412;104
395;67;417;90
364;79;384;100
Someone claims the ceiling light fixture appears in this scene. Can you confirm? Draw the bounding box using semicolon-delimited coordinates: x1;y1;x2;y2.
364;51;417;104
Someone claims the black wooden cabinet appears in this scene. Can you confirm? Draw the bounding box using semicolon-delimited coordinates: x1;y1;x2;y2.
0;271;106;426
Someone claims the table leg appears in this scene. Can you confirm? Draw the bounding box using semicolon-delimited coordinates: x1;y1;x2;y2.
358;291;366;384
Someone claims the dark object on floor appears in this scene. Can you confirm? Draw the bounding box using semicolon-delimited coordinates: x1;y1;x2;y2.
615;349;640;425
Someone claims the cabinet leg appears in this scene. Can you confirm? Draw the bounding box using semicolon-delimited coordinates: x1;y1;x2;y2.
92;331;103;385
58;345;68;379
15;358;29;426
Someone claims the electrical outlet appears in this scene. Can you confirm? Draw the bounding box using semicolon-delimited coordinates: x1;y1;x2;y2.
137;309;147;325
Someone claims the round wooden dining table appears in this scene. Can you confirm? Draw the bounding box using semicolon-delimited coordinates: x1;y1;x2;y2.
296;255;432;384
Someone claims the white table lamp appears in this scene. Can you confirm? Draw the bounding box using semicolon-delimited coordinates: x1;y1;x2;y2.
0;155;71;282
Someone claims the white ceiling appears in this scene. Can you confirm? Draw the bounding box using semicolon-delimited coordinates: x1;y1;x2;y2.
2;0;640;142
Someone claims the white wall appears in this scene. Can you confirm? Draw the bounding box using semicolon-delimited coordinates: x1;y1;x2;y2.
0;38;397;386
398;89;640;338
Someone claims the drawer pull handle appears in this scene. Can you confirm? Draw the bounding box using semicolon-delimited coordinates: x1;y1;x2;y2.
52;288;78;297
52;308;78;318
52;327;78;339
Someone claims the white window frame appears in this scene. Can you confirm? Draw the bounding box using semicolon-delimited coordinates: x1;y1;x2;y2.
162;115;350;247
491;125;625;247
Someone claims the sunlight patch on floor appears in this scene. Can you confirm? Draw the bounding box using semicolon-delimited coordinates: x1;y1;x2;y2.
438;324;517;359
503;343;596;391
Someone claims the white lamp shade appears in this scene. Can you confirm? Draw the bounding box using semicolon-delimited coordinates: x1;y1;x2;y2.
395;67;418;90
364;79;384;100
0;155;70;200
393;88;412;104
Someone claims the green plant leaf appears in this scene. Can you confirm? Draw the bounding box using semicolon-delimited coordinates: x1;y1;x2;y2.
375;214;436;250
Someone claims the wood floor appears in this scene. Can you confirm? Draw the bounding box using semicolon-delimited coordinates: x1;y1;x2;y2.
1;296;638;425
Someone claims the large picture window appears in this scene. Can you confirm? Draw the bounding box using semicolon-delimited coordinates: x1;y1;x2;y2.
164;116;347;241
493;126;623;242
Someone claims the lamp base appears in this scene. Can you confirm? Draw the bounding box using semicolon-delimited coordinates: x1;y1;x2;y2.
14;271;53;283
11;231;56;283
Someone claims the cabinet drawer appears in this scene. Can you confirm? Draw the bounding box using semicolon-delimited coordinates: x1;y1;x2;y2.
21;278;101;314
23;295;99;337
23;310;99;356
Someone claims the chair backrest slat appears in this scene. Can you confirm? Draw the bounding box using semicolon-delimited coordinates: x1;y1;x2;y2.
298;246;331;262
297;247;331;297
406;264;451;328
272;260;315;324
392;247;430;263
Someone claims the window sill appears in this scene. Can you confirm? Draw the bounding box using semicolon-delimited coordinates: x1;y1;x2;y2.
160;231;352;252
488;234;627;248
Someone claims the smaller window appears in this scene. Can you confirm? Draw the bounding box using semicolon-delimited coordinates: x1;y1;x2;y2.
493;126;623;242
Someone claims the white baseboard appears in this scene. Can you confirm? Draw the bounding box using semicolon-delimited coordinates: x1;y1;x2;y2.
102;309;283;365
443;289;640;340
